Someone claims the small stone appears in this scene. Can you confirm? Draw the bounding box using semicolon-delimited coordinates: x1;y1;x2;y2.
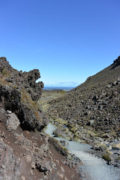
112;143;120;150
1;165;5;169
106;84;112;88
102;152;112;163
30;170;33;175
31;162;36;169
101;134;110;139
21;176;25;180
7;110;12;114
25;155;32;163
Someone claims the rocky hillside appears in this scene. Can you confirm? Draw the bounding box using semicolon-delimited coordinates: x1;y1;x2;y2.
48;56;120;134
0;57;81;180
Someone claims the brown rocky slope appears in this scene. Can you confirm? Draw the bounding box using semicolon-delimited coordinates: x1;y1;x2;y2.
48;56;120;135
0;57;81;180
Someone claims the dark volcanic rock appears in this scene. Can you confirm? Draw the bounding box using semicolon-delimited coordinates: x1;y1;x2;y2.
111;56;120;69
0;57;13;72
0;58;44;101
6;69;44;101
0;57;47;131
23;69;44;101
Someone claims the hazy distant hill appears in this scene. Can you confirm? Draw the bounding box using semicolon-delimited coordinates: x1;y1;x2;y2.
48;56;120;134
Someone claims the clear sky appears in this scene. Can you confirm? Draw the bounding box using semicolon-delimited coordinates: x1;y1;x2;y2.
0;0;120;87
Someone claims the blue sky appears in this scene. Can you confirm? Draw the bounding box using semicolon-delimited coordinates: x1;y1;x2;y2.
0;0;120;87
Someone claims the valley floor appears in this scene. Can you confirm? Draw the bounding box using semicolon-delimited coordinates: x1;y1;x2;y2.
40;90;120;169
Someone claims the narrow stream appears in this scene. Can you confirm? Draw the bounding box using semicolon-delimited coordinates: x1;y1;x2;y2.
45;123;120;180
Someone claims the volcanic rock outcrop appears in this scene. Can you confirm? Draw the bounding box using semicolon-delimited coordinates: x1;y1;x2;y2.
0;57;46;131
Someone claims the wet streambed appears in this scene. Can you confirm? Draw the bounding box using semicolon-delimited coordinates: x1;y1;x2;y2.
45;123;120;180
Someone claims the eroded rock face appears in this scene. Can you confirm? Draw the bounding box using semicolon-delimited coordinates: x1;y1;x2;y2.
0;57;47;131
6;69;44;101
0;57;44;101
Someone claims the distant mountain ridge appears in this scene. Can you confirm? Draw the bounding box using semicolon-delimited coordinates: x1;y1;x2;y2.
44;86;74;91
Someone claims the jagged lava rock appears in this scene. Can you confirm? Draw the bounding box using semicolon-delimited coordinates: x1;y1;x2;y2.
0;57;48;131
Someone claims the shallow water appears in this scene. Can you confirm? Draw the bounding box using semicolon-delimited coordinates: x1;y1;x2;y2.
45;123;120;180
44;123;56;136
71;150;120;180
